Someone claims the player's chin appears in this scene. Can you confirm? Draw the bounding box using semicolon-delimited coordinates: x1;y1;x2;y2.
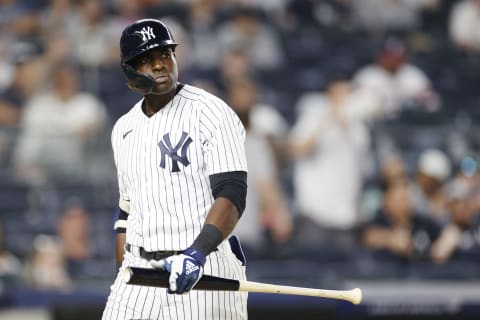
152;81;176;95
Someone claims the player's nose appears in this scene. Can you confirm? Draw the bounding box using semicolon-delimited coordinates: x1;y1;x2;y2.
152;57;165;70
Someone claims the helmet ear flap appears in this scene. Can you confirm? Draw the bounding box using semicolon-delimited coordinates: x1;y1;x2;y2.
121;63;155;94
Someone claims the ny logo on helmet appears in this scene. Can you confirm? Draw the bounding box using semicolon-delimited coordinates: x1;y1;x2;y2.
158;132;192;172
134;26;156;42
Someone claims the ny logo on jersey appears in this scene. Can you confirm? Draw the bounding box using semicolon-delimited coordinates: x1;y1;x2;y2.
159;132;192;172
134;26;156;42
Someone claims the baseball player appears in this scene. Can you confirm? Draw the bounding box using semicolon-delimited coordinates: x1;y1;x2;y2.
102;19;248;320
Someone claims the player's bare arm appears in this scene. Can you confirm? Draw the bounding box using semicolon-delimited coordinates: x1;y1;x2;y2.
115;233;126;265
204;197;240;239
113;202;129;266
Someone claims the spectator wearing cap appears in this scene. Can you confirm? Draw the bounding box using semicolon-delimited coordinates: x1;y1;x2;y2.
412;148;452;224
353;36;440;120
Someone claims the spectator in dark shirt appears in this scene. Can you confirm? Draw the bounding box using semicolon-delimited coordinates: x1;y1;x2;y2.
56;202;92;281
431;179;480;263
361;179;442;262
0;223;22;280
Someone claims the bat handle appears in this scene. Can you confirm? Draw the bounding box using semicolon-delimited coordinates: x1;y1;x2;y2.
238;280;363;305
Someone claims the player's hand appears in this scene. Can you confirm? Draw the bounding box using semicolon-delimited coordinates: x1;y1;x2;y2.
150;248;206;294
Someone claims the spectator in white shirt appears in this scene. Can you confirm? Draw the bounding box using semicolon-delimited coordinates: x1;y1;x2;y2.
14;61;107;184
288;78;372;252
449;0;480;53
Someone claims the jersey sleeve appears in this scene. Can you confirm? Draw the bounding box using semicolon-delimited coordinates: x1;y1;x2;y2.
201;100;248;175
111;121;130;208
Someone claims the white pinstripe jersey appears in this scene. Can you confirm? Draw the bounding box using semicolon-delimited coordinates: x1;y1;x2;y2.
111;84;247;251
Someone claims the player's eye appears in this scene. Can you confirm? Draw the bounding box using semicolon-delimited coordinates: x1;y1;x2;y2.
137;56;150;65
160;52;171;59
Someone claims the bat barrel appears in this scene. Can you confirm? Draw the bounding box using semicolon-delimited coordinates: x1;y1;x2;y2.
123;267;240;291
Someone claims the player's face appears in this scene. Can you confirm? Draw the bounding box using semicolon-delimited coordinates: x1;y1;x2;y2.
132;47;178;95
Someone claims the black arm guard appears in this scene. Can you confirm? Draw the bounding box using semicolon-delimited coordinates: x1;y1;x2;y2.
209;171;247;216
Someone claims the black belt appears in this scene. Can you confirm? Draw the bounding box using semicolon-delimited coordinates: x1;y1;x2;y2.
125;243;184;260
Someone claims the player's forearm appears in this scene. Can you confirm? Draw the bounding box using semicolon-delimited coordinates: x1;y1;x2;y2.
116;233;126;266
113;205;129;266
204;197;240;239
186;198;239;260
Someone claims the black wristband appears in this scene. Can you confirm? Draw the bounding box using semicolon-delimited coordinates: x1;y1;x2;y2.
190;224;223;256
114;208;128;233
118;208;128;220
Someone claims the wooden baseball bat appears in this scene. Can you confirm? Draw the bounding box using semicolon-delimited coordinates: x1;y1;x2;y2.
122;267;362;305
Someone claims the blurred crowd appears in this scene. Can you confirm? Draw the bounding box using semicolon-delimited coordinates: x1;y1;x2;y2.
1;0;480;291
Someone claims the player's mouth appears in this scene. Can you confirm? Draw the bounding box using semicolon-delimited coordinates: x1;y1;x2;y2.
154;74;170;84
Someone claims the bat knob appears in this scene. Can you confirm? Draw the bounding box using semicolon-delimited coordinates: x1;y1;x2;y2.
122;267;133;284
351;288;363;305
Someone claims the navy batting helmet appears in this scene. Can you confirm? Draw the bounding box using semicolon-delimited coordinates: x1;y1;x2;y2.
120;19;178;94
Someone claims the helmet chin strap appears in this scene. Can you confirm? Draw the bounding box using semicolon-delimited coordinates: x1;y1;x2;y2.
121;63;155;94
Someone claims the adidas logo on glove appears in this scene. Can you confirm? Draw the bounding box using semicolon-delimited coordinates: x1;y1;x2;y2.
185;260;200;275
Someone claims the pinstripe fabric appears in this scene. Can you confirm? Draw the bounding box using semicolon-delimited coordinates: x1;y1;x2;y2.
103;84;248;319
